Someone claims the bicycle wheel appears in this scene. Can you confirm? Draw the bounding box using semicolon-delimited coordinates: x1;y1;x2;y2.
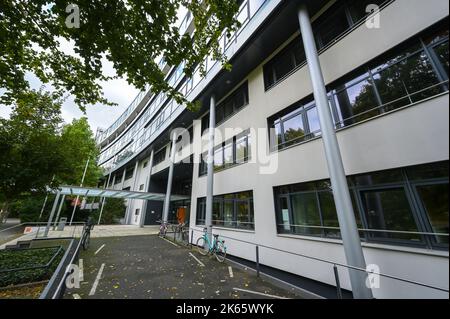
82;233;90;250
196;237;209;256
215;241;227;262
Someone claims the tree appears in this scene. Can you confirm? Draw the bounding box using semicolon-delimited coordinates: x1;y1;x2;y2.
0;89;102;222
89;198;126;225
0;89;64;218
0;0;241;112
59;117;103;187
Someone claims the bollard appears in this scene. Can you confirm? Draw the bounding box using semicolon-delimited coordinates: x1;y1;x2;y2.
333;264;343;299
190;230;194;248
256;246;260;277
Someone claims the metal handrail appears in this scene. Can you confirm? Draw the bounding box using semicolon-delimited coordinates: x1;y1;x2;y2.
187;226;449;294
0;222;85;235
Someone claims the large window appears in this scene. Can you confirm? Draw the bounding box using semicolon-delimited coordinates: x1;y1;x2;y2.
269;100;321;150
153;147;167;166
274;162;449;249
196;191;255;230
201;82;249;134
199;130;251;176
269;23;449;150
263;0;390;90
124;166;134;180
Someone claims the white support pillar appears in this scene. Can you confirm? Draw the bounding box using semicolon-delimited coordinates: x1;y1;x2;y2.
97;170;112;225
120;168;127;189
69;157;90;225
44;191;61;237
53;194;66;229
124;160;140;224
140;150;154;227
205;95;216;242
297;4;372;299
162;131;178;224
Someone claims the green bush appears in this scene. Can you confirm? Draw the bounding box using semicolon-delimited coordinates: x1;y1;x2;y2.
89;198;126;225
0;247;64;287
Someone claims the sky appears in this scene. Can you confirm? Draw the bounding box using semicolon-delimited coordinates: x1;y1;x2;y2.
0;5;189;135
0;55;140;134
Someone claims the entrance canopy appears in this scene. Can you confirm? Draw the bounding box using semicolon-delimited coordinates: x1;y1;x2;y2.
56;185;190;202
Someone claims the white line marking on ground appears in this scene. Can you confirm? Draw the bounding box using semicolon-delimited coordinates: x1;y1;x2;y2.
72;293;81;299
189;252;205;267
228;266;234;278
233;288;289;299
89;263;105;296
79;259;84;282
94;244;106;255
161;237;179;247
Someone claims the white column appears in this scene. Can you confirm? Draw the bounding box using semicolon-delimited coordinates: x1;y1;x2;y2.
69;158;90;225
125;160;141;224
297;4;372;299
140;151;154;227
162;131;178;224
44;191;61;237
97;171;112;225
205;95;216;242
53;194;66;229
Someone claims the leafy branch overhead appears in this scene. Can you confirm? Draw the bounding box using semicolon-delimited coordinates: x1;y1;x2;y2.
0;0;241;112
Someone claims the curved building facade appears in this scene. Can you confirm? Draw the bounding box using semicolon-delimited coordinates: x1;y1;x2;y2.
96;0;449;298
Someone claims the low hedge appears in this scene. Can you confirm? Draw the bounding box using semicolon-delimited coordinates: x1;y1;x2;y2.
0;247;64;287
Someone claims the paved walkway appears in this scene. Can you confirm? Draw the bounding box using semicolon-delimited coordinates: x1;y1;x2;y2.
0;219;24;246
64;235;303;299
0;225;160;249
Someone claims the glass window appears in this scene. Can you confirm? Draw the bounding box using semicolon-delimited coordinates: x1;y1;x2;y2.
278;196;291;233
198;191;254;230
236;200;252;230
306;107;321;136
333;77;380;125
373;50;441;111
196;198;206;225
290;193;322;236
235;135;248;163
215;82;249;126
314;5;350;49
416;183;449;245
360;188;421;242
319;192;340;238
214;147;224;171
282;112;305;147
223;199;234;228
223;142;234;167
212;199;223;226
199;153;208;177
433;41;449;77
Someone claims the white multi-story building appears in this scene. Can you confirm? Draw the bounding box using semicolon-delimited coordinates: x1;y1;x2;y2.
96;0;449;298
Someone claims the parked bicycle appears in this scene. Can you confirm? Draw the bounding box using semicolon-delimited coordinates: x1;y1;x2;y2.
196;228;227;262
158;220;168;237
81;217;94;250
172;222;188;240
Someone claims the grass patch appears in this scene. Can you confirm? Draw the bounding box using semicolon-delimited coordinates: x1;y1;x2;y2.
0;247;64;287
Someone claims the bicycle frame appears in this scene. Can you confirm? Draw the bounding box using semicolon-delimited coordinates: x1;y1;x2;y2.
200;232;219;253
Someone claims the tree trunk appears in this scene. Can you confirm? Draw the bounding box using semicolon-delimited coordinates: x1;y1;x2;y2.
0;201;10;224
